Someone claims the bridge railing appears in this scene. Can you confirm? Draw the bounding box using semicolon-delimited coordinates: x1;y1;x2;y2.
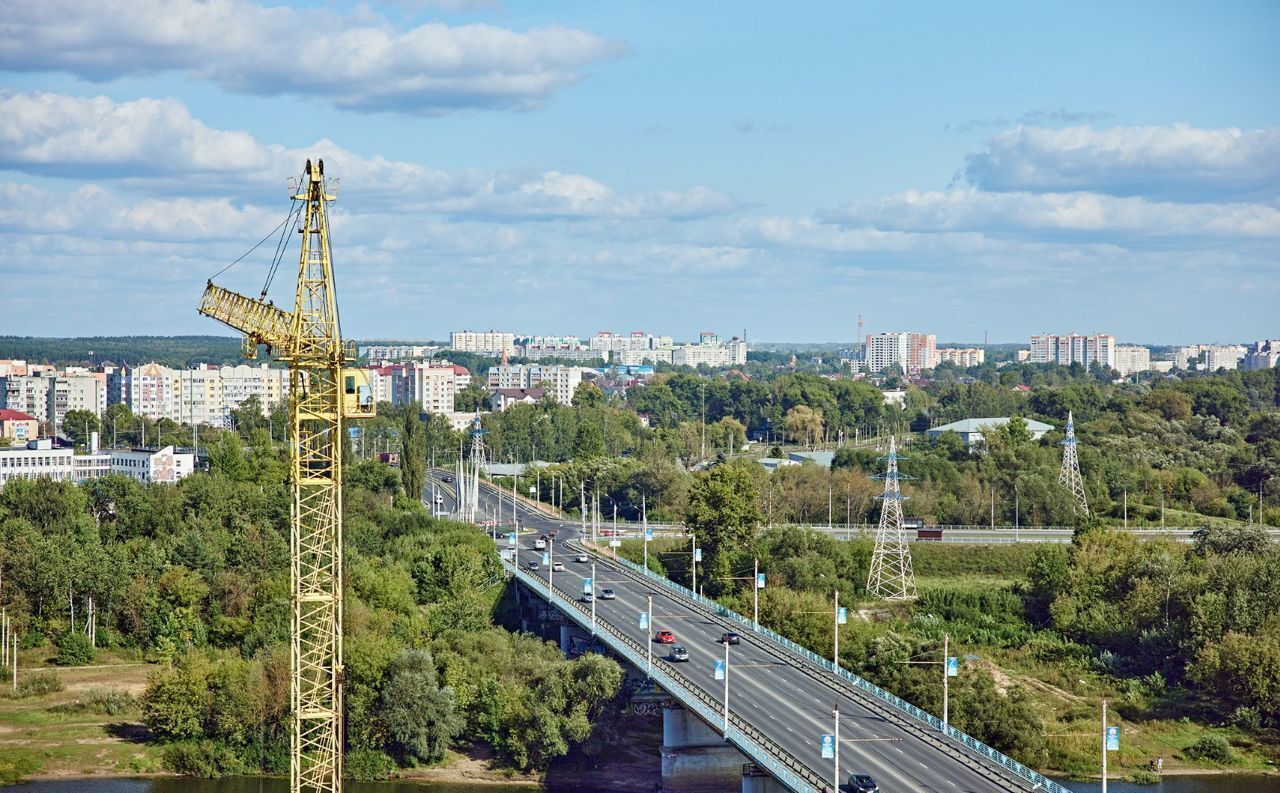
602;549;1073;793
500;556;828;793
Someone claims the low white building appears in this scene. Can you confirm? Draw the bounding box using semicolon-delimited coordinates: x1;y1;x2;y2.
926;417;1054;450
110;446;195;484
0;438;75;486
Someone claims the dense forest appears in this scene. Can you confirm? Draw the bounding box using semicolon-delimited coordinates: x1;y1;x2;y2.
0;439;622;779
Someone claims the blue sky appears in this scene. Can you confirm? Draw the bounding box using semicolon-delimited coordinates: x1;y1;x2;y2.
1;0;1277;344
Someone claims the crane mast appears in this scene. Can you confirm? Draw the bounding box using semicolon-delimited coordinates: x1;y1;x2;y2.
198;159;370;793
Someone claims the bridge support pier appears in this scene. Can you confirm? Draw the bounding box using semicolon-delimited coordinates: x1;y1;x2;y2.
661;704;745;793
559;621;591;656
741;762;789;793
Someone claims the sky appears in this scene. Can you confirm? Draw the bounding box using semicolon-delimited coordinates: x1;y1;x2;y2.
1;0;1277;345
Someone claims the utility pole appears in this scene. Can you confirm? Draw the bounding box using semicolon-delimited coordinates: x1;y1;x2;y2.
642;494;649;571
1059;411;1089;516
590;561;596;635
753;557;760;630
646;594;653;678
832;701;841;793
990;486;995;529
1101;699;1109;793
691;535;698;594
547;539;554;600
833;589;840;670
943;632;950;727
1123;488;1128;529
722;639;730;736
580;482;586;532
828;478;833;529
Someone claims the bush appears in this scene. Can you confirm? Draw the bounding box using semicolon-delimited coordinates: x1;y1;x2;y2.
1184;734;1234;763
0;757;39;785
1128;770;1160;784
54;631;95;666
1231;706;1262;731
10;670;64;698
48;688;137;716
345;748;396;781
161;740;247;777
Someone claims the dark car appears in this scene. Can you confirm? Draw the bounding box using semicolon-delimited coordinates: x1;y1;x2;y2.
599;589;616;600
720;631;741;645
654;630;677;644
848;774;878;793
442;475;454;483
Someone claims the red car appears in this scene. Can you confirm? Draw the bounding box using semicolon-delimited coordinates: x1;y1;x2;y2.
654;630;677;644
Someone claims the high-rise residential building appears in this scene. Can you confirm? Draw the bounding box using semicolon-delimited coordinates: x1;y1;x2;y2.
359;344;439;362
936;348;985;367
616;348;673;366
450;330;516;356
864;332;937;375
1029;333;1116;370
401;363;459;414
670;335;748;368
0;373;104;430
1244;340;1280;370
1113;345;1152;376
1204;345;1247;372
488;364;588;404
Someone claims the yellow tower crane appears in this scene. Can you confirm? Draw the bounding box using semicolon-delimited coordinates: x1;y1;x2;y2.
197;158;373;793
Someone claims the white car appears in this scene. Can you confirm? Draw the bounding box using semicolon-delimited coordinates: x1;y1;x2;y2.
575;553;589;563
552;562;565;572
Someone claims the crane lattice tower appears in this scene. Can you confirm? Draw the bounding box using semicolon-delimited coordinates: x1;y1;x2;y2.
866;436;917;600
1059;410;1090;516
198;159;372;793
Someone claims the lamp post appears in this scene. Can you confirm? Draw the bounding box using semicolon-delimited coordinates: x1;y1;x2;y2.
646;594;653;678
642;494;649;572
722;639;730;736
590;560;597;635
832;701;841;793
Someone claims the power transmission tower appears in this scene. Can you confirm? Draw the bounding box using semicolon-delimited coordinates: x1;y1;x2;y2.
866;436;917;600
199;159;374;793
464;414;488;523
1059;410;1089;515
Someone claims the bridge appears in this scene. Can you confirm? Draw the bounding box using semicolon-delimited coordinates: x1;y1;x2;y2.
428;472;1072;793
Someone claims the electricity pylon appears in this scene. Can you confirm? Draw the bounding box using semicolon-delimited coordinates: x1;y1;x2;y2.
1059;411;1089;516
458;415;488;523
198;159;373;793
867;436;917;600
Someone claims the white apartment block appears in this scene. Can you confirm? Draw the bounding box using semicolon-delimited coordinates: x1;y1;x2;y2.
864;332;937;375
616;348;674;366
1029;333;1116;370
488;364;587;404
669;335;748;368
1113;345;1152;376
403;363;458;414
1244;340;1280;370
936;348;985;367
1205;345;1247;372
450;330;516;356
359;344;438;362
122;362;288;428
0;373;104;430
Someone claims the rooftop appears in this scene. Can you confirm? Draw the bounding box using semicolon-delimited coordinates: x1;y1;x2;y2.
0;408;36;422
929;417;1054;434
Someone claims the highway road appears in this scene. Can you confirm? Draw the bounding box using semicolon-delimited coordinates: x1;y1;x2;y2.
426;471;1047;793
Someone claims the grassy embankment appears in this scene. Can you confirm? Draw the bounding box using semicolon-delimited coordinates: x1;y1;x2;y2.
618;537;1280;781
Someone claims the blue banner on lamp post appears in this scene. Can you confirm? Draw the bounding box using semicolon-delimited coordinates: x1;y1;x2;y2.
713;659;725;680
1106;726;1119;751
820;734;835;759
583;577;593;594
639;612;649;630
837;606;848;625
946;656;959;677
756;572;766;589
694;547;702;562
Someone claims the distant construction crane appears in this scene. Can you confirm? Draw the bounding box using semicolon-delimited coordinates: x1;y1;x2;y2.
867;436;917;600
1059;411;1089;516
197;159;374;793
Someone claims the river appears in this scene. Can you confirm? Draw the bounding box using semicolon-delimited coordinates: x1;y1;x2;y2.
3;776;1280;793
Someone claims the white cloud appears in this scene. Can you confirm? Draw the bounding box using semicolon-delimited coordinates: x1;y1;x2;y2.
964;123;1280;201
0;0;623;115
819;189;1280;239
0;90;735;221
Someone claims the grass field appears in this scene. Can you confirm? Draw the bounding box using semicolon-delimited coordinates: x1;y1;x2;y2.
0;647;164;781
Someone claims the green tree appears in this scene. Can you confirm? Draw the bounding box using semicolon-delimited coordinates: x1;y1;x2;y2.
401;404;426;500
571;382;605;408
685;460;763;591
62;409;100;448
380;649;464;764
784;405;824;448
208;432;249;481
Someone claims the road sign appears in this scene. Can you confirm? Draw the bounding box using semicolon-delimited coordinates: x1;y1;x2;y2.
541;552;549;565
507;532;517;546
756;573;766;589
529;486;536;497
1106;726;1119;751
820;734;835;759
639;612;649;630
713;659;725;680
694;547;702;562
347;427;362;439
946;656;959;677
610;539;621;547
583;577;593;593
645;528;654;540
837;606;848;625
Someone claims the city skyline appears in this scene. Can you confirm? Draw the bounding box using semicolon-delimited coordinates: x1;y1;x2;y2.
1;1;1277;342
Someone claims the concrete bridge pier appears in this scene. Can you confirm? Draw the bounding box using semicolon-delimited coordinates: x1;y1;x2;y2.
559;621;591;656
661;704;745;792
741;763;790;793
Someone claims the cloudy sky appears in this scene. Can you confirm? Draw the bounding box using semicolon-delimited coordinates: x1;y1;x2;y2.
1;1;1277;344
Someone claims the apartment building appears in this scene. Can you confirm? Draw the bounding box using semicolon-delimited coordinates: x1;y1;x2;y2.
1029;333;1116;370
1113;345;1152;376
488;364;588;404
936;348;985;367
0;373;104;430
1244;340;1280;370
864;332;938;375
450;330;516;356
0;409;38;444
359;345;438;362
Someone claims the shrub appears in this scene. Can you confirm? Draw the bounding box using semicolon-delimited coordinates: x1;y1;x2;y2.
54;631;95;666
1184;734;1234;763
161;740;247;777
1231;706;1262;731
0;757;39;785
11;670;64;698
48;688;137;716
1128;770;1160;784
345;748;396;781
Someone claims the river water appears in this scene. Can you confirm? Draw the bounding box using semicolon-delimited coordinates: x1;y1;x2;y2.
4;775;1280;793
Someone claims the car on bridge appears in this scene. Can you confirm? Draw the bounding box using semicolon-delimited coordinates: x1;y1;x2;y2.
654;630;677;644
534;538;546;550
847;773;878;792
442;474;454;483
575;553;589;562
552;562;565;572
720;631;741;645
581;592;594;603
599;589;616;600
668;645;689;662
526;560;540;571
